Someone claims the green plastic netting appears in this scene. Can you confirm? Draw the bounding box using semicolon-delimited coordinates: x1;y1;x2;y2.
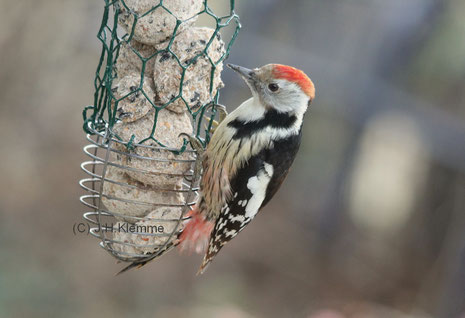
83;0;241;152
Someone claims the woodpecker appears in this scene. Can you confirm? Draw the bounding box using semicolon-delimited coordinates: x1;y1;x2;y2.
179;63;315;274
116;63;315;275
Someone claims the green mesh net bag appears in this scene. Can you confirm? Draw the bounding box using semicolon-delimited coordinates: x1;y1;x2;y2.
80;0;240;264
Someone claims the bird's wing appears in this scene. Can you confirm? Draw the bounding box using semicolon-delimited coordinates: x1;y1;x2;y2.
198;130;302;274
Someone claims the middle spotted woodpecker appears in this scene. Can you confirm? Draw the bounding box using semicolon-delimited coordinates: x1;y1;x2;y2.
179;63;316;274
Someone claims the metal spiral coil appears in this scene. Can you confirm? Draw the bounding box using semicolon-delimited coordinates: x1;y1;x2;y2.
79;123;201;263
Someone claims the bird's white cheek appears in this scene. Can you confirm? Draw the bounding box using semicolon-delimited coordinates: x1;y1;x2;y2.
266;81;309;114
273;91;306;113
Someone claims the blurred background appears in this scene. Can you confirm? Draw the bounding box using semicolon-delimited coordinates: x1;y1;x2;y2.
1;0;465;317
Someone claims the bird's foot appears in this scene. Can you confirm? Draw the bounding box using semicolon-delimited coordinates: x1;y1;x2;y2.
179;133;204;184
203;104;228;134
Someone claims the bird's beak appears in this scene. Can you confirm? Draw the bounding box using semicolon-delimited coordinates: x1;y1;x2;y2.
227;63;256;84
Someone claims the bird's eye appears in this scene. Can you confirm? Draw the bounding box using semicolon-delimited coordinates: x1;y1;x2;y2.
268;83;279;92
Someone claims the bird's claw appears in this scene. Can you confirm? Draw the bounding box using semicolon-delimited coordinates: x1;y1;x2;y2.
215;104;228;124
179;133;204;154
178;133;204;184
203;104;228;134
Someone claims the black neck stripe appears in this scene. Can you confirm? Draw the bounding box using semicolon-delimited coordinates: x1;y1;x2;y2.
227;109;297;139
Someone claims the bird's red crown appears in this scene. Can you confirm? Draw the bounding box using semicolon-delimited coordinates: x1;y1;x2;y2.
272;64;315;99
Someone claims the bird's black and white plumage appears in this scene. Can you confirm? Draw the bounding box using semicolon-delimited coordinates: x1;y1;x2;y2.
178;63;315;274
202;123;303;273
